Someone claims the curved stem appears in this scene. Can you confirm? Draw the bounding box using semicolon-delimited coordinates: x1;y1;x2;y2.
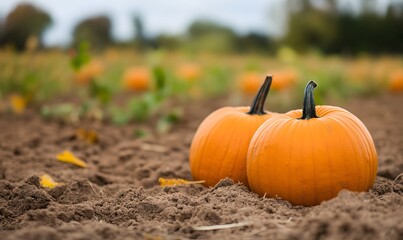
247;75;272;115
299;80;319;120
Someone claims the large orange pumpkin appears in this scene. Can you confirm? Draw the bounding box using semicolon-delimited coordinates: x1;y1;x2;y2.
190;76;276;187
247;81;378;206
122;67;151;92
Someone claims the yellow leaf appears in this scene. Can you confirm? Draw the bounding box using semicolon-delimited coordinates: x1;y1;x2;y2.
159;178;205;187
9;94;26;114
76;128;98;144
57;150;87;168
40;174;62;188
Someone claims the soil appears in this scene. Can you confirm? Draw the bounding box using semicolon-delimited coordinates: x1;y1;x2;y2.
0;94;402;240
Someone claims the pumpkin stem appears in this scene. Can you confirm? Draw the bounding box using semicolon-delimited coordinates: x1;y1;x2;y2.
248;75;272;115
300;80;319;120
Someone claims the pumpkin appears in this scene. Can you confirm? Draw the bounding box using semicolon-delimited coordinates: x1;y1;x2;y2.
176;63;201;82
388;69;403;93
247;81;378;206
75;60;103;85
122;67;151;92
270;69;298;91
238;72;263;95
190;76;276;187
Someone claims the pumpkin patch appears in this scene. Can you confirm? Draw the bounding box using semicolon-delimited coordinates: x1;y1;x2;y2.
1;2;402;237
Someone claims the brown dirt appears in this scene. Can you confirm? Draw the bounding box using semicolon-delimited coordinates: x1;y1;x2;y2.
0;94;402;240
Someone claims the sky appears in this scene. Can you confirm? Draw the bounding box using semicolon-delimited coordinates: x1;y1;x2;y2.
0;0;399;46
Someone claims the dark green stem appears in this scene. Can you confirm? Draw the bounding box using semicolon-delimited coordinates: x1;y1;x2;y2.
247;75;272;115
299;80;319;120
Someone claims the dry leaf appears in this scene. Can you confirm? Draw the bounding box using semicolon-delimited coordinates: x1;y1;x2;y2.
57;150;87;168
9;94;26;114
40;174;62;188
76;128;98;144
159;178;205;187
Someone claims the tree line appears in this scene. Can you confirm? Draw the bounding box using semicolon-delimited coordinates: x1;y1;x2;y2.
0;1;402;54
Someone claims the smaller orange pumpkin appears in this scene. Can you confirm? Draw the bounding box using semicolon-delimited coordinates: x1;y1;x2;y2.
75;60;104;85
270;69;298;91
122;67;151;92
190;76;276;187
176;63;201;82
238;72;263;95
247;81;378;206
388;69;403;93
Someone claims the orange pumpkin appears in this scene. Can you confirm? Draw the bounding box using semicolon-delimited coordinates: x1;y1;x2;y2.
247;81;378;206
75;60;104;85
190;76;276;187
176;63;201;82
122;67;151;92
388;69;403;93
270;69;298;91
238;72;263;95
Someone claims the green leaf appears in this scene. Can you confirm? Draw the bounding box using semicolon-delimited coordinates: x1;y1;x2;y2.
153;66;166;91
128;97;150;121
70;42;91;71
89;80;112;105
156;108;183;134
109;106;132;125
133;128;149;138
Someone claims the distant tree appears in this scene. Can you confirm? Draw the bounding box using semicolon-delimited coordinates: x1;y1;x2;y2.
281;0;403;54
185;20;238;53
0;3;52;51
237;32;273;54
73;15;112;49
154;34;181;50
0;18;4;42
133;14;148;51
282;0;338;53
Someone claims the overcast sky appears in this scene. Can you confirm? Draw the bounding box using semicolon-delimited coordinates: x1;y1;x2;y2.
0;0;399;46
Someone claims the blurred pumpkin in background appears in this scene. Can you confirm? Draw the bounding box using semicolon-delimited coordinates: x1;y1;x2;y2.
176;63;202;82
238;72;263;95
75;60;104;85
122;67;151;92
270;69;298;91
388;69;403;93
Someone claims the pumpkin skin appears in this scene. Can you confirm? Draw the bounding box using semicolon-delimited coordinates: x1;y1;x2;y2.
190;76;276;187
247;81;378;206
